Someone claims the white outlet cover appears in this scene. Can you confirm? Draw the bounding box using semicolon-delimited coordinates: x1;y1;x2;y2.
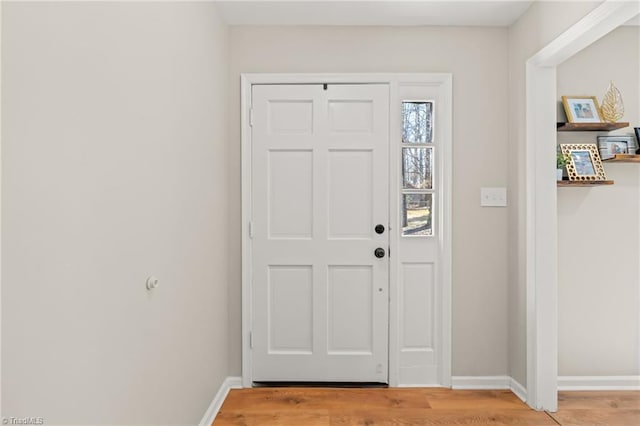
480;187;507;207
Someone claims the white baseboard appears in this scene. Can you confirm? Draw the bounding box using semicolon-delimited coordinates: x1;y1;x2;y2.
452;376;527;402
509;377;527;402
558;376;640;391
199;376;242;426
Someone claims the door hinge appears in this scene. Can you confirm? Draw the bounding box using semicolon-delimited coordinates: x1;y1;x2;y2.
249;331;253;349
388;247;391;258
249;108;254;127
249;221;254;239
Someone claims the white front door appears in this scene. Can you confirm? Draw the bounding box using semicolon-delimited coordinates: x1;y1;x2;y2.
250;83;390;382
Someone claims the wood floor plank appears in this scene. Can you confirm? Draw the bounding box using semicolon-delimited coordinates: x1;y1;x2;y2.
557;391;640;410
548;409;640;426
419;389;527;409
215;410;330;426
218;388;434;411
329;409;556;425
549;391;640;425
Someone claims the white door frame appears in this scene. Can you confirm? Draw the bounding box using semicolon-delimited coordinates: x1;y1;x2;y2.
241;73;453;388
0;1;4;417
525;0;639;411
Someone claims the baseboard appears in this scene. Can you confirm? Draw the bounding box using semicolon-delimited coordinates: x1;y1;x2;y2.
199;376;242;426
509;377;527;402
451;374;640;394
452;376;527;402
558;375;640;391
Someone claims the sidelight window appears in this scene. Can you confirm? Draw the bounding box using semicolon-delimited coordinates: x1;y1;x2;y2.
401;101;434;236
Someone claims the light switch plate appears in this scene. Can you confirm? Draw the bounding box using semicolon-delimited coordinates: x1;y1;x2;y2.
481;187;507;207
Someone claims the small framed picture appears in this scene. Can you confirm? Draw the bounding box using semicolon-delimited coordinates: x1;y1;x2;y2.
560;144;607;181
597;136;634;160
561;96;602;123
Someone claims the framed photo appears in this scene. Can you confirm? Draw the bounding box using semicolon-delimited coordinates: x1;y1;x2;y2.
561;96;602;123
560;144;607;181
597;136;634;160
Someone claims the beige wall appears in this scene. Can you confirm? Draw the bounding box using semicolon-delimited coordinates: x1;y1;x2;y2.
2;2;229;423
557;25;640;376
228;26;511;377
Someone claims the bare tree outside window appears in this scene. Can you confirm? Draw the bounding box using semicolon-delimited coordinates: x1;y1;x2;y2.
402;102;433;143
402;148;433;190
401;101;434;236
402;194;432;235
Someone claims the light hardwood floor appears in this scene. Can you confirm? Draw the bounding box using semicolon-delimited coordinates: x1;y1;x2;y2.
549;391;640;426
213;387;639;425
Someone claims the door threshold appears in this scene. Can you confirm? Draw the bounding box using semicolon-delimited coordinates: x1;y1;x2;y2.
253;381;389;388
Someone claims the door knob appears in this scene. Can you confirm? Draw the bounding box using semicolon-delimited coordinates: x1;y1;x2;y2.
375;224;385;234
374;248;386;258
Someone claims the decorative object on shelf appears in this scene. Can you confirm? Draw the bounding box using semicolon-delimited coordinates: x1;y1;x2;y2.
600;81;624;123
634;127;640;154
560;143;607;182
556;151;569;181
597;135;635;160
561;96;602;123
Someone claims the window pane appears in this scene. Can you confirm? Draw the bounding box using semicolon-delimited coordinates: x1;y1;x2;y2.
402;147;433;190
402;194;433;236
402;101;433;143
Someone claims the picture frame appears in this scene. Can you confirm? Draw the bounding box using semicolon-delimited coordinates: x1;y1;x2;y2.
561;96;602;123
597;135;635;160
560;144;607;181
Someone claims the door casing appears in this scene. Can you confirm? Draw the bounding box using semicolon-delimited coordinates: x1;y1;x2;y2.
241;73;453;388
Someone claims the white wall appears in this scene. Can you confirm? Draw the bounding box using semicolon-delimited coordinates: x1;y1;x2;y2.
507;0;604;388
227;26;510;377
556;25;640;376
1;2;229;424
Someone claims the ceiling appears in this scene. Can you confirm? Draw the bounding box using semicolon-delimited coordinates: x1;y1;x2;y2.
214;0;536;27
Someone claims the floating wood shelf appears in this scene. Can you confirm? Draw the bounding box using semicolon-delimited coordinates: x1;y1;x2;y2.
603;154;640;163
556;122;629;131
557;180;614;187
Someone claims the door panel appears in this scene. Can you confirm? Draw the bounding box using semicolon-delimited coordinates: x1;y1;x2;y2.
268;150;314;239
401;263;435;350
327;265;373;354
328;100;374;132
251;83;389;382
268;265;313;354
327;149;373;239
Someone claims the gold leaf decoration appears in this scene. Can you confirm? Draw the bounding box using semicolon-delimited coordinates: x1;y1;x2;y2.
601;80;624;123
